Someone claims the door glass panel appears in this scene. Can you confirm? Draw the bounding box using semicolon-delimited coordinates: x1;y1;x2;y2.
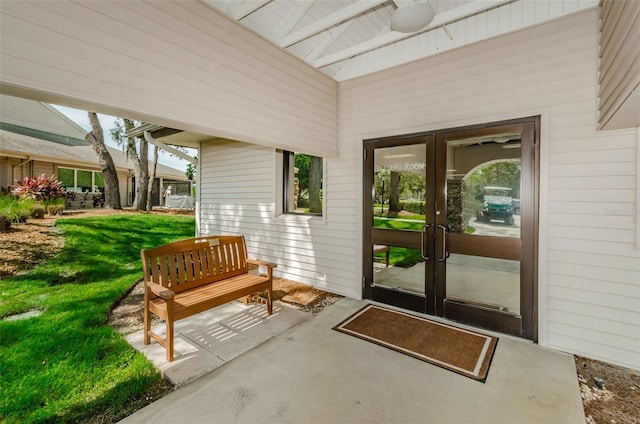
445;134;521;238
372;143;427;295
443;131;522;315
446;254;520;314
373;247;425;295
373;144;426;228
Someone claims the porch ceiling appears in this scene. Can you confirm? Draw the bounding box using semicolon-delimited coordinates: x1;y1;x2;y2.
202;0;598;82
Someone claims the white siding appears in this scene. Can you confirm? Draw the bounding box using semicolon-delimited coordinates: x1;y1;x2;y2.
199;139;360;298
338;9;639;370
0;0;338;157
598;0;640;130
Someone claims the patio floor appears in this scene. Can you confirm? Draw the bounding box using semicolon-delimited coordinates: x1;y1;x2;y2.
121;298;585;423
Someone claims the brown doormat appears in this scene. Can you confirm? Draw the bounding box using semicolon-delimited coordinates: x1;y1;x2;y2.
333;304;498;382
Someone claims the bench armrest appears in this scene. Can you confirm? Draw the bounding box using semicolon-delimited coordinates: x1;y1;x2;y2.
146;281;175;300
247;259;277;269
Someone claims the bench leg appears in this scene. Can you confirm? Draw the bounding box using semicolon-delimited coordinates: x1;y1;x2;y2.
385;249;390;267
165;299;175;362
166;317;174;362
243;295;250;306
266;287;273;315
143;303;151;345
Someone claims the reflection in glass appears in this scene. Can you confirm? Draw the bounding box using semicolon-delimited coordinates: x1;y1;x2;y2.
371;144;427;295
372;246;425;295
445;136;521;239
373;144;426;230
446;254;520;314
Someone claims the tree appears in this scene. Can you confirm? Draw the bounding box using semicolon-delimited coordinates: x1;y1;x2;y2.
388;171;401;213
294;153;311;197
185;159;197;181
110;119;149;210
402;173;426;200
85;112;121;209
308;156;322;213
146;144;158;211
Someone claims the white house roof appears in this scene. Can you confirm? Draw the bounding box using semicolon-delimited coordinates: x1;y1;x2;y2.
0;93;87;139
204;0;598;82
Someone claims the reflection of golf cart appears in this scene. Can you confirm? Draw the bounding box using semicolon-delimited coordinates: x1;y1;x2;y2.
477;186;515;225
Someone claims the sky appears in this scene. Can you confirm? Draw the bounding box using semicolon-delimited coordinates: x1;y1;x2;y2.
52;105;195;173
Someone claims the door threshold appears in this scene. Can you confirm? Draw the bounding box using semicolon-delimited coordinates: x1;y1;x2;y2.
446;296;507;311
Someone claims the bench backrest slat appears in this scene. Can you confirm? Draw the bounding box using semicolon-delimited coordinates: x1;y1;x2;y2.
141;235;249;294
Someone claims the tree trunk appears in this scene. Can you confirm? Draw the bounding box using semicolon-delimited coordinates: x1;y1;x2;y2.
123;119;149;210
146;145;158;211
388;171;401;213
309;156;322;214
85;112;121;209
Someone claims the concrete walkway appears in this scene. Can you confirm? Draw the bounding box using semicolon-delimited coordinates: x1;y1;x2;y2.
125;301;311;386
122;298;585;423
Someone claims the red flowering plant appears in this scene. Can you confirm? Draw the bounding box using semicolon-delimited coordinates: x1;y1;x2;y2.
11;174;67;208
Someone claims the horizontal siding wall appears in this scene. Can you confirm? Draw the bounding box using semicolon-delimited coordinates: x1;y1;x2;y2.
598;0;640;130
199;140;360;298
0;0;338;157
339;9;639;370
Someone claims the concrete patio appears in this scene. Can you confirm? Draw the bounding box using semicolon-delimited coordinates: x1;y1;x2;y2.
121;298;585;423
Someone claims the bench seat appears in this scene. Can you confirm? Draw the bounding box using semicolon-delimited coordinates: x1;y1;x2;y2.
148;273;272;321
141;235;276;361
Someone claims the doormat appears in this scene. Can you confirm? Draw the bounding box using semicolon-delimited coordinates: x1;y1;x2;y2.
333;304;498;382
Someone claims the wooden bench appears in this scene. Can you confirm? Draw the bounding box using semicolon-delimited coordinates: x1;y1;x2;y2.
373;244;390;267
141;235;276;361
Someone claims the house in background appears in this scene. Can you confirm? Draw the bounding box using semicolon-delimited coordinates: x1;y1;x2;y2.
0;94;191;207
0;0;638;371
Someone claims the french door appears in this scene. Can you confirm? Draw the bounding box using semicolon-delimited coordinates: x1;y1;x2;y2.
363;117;538;339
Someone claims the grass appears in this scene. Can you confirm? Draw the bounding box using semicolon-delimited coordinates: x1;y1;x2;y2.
0;214;195;423
372;216;425;267
0;195;36;224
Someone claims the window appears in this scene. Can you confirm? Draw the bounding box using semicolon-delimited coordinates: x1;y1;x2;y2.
57;168;74;190
57;167;104;192
282;151;323;216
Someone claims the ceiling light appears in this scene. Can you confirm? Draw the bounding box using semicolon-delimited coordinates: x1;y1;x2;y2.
391;2;435;33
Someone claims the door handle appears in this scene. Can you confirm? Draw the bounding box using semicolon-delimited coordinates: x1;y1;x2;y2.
437;224;450;262
420;224;432;261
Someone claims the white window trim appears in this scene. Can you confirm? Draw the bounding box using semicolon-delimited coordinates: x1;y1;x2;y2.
274;149;327;225
57;166;103;193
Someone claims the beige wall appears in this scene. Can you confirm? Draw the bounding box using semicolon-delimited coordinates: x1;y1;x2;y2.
0;0;338;157
338;9;638;370
598;0;640;130
201;8;639;370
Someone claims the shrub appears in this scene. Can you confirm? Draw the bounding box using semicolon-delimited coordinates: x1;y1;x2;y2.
31;204;46;218
92;191;105;208
11;174;66;203
400;200;425;214
47;204;65;215
0;195;36;230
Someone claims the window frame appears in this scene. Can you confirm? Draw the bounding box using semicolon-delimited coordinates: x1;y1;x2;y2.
275;150;326;220
57;166;104;193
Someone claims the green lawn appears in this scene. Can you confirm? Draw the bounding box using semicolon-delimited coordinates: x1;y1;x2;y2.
0;214;195;423
372;216;425;267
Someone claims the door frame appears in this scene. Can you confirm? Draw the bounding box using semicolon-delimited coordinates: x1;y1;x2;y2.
362;116;540;341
